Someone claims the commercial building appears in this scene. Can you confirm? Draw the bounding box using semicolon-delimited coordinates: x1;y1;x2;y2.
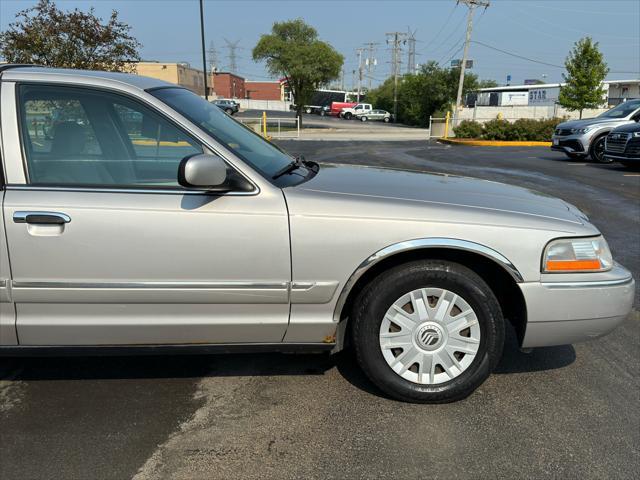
133;62;209;96
211;72;246;99
245;81;284;101
467;79;640;108
457;79;640;125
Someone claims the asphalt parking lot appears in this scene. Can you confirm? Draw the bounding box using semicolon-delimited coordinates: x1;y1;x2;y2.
1;142;638;480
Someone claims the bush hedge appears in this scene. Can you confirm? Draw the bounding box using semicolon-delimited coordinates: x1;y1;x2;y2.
454;117;564;141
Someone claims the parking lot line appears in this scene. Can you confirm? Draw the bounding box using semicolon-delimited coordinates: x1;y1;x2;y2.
623;173;640;177
566;163;587;166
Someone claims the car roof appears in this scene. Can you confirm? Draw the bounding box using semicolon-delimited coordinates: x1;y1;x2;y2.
0;65;174;91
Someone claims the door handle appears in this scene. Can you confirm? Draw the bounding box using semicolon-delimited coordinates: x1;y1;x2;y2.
13;211;71;225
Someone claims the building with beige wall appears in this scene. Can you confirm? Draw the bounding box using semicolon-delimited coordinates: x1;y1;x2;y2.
133;62;209;96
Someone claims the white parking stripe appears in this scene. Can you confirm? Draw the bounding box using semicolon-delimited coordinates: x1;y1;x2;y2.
623;174;640;177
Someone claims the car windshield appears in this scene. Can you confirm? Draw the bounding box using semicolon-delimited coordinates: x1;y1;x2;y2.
598;100;640;119
151;87;293;179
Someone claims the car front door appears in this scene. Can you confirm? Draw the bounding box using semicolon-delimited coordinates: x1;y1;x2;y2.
1;81;291;346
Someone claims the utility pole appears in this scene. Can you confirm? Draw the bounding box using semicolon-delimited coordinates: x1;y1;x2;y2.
407;28;417;74
454;0;490;124
363;42;379;91
341;68;345;91
356;47;366;101
386;31;407;119
223;38;241;74
198;0;209;100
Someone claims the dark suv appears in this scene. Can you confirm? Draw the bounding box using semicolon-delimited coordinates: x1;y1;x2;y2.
213;99;239;115
604;122;640;167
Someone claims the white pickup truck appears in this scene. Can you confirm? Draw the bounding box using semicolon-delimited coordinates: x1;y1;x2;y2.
340;103;372;120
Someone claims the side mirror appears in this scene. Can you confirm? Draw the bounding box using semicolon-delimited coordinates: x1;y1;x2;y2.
178;154;228;190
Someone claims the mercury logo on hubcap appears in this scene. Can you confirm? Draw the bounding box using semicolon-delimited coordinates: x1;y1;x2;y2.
417;324;444;351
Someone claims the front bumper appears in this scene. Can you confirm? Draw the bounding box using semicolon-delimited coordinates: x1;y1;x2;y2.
519;264;635;348
551;135;587;154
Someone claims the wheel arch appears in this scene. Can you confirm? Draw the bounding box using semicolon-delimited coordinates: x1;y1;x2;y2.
333;238;527;349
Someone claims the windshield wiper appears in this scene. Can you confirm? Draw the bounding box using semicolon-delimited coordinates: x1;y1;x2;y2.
272;155;318;179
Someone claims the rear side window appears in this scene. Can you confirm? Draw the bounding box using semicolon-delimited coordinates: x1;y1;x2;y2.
18;84;202;188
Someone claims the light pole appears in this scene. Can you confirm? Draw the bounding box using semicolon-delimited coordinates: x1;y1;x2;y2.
199;0;209;100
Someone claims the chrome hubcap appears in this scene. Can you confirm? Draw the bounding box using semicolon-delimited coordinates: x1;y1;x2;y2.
379;288;481;385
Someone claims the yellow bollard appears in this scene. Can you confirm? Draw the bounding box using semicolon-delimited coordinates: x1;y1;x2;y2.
262;111;267;138
444;111;451;138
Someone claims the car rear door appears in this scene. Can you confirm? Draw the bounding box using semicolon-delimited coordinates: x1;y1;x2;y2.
1;80;291;346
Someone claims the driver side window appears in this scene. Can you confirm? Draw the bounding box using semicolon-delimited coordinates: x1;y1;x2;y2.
19;84;202;188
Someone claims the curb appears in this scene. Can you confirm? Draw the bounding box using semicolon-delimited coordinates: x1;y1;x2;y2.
438;138;551;147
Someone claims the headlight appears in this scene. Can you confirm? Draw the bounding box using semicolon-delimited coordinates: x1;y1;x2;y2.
571;126;594;134
542;236;613;272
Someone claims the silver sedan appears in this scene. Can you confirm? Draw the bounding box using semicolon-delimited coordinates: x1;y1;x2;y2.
357;109;393;122
0;66;634;403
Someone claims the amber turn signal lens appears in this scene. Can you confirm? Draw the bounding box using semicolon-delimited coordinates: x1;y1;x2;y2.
545;260;602;271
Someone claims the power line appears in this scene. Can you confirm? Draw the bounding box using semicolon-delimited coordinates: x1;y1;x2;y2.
427;11;467;56
471;40;640;75
419;3;458;54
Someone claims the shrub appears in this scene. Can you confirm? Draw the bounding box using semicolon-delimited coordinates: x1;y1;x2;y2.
482;119;513;140
465;117;567;141
454;120;483;138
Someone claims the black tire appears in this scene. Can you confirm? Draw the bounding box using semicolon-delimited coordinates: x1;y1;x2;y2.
344;112;353;120
589;134;610;163
320;110;326;116
351;260;504;403
360;116;368;122
225;108;233;115
305;107;312;114
383;117;390;123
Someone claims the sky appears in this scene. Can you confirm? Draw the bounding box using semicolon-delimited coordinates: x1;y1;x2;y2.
1;0;639;87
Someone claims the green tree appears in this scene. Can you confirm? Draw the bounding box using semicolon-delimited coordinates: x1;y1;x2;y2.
253;19;343;125
366;61;484;127
558;37;609;118
0;0;140;72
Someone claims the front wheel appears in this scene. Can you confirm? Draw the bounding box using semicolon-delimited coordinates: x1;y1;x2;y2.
590;134;610;163
305;107;312;114
351;260;504;403
383;117;391;123
344;112;353;120
225;108;233;115
360;116;368;122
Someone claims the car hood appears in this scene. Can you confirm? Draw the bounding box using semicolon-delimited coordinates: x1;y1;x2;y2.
291;164;586;226
611;122;640;133
556;117;624;129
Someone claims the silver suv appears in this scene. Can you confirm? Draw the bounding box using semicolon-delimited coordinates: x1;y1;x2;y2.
0;66;634;403
551;99;640;162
